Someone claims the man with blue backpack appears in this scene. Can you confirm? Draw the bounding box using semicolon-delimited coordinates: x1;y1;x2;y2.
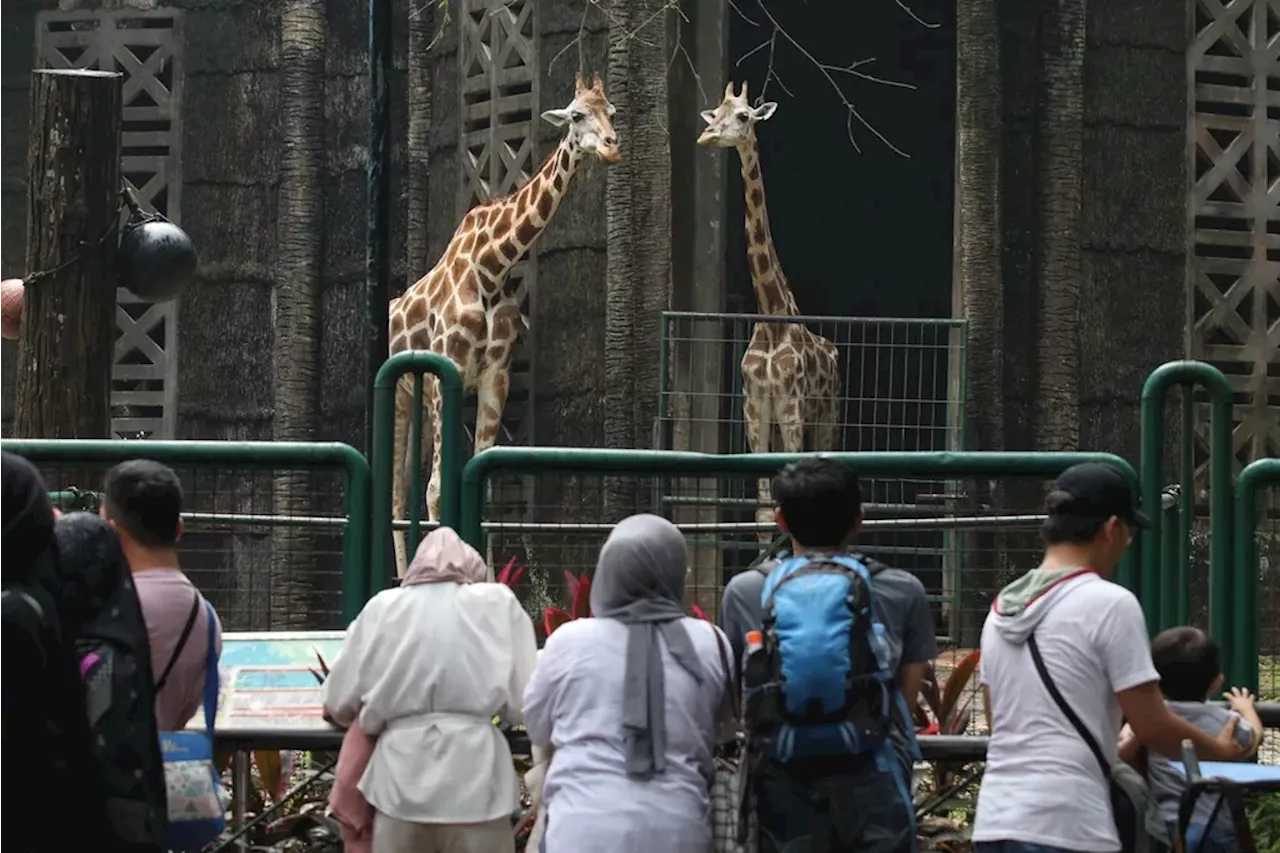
720;457;935;852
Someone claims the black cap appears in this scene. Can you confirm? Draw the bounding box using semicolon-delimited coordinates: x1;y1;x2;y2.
1048;462;1151;529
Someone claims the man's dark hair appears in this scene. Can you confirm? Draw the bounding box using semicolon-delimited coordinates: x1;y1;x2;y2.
1151;626;1220;702
103;460;183;548
1040;490;1108;545
771;457;862;549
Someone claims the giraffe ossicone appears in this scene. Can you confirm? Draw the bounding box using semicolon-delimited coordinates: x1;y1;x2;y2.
697;82;843;545
388;72;621;577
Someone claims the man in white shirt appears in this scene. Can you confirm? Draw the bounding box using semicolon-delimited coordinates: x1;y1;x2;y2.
973;463;1250;853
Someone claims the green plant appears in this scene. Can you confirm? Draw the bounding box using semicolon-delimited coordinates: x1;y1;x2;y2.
1250;791;1280;853
914;650;982;824
542;571;592;637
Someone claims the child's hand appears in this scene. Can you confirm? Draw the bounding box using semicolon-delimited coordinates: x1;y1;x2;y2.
1224;687;1256;713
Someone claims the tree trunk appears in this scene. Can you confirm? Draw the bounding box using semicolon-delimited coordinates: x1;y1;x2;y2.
604;0;672;521
406;0;432;285
603;0;638;517
1034;0;1086;451
14;70;122;441
271;0;327;630
955;0;1004;646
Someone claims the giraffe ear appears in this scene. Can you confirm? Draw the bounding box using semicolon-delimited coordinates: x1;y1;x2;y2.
541;108;572;127
700;110;717;126
752;102;778;122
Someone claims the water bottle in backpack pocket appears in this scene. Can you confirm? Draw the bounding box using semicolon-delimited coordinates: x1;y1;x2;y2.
742;552;898;762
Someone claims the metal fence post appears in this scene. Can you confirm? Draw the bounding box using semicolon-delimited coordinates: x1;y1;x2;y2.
335;444;372;623
1233;458;1279;694
370;352;465;591
1139;361;1233;647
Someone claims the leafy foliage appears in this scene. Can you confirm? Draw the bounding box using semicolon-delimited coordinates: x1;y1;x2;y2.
497;556;526;589
542;571;592;637
1250;792;1280;853
917;650;981;736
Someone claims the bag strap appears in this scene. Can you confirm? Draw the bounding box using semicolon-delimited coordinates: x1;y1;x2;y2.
1028;632;1111;780
711;624;741;722
155;592;200;693
200;599;219;738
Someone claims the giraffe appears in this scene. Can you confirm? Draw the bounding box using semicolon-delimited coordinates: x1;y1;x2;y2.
697;82;841;541
389;73;621;576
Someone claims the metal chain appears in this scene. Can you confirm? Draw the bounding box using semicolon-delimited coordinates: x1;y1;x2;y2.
17;181;174;288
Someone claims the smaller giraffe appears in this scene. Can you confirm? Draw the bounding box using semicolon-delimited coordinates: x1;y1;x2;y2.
388;74;620;576
697;83;841;542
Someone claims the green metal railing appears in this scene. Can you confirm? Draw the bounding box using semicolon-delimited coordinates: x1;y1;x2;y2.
7;439;372;623
460;447;1140;591
370;351;465;592
1139;361;1234;647
1234;458;1279;694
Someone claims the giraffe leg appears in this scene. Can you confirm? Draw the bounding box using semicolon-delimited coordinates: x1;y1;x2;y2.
813;391;839;452
474;358;511;456
423;374;445;524
744;391;775;545
391;379;412;578
777;395;805;453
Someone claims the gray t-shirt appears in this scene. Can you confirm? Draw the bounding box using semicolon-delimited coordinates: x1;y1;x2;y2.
718;553;938;766
1148;701;1255;834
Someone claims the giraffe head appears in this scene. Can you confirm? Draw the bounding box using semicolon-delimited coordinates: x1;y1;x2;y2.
541;72;621;165
696;81;777;149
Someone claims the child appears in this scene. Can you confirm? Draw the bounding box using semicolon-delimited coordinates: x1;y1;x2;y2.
1146;626;1263;852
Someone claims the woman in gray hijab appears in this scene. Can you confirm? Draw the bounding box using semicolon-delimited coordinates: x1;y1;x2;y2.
523;514;730;853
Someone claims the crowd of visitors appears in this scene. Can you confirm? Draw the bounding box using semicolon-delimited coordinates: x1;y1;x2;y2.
3;451;1266;853
2;452;221;853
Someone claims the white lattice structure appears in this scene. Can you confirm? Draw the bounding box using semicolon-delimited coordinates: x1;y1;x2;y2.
459;0;538;446
36;9;183;440
1186;0;1280;466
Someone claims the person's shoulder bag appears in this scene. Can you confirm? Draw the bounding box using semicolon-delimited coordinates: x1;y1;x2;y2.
1028;632;1169;853
159;598;227;851
710;623;759;853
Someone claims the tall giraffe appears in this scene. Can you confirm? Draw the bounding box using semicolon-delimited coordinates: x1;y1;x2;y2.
389;73;620;575
697;82;841;541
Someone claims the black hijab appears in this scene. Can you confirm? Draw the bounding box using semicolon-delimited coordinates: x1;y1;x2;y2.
2;452;114;851
2;451;58;589
53;511;146;649
54;511;167;853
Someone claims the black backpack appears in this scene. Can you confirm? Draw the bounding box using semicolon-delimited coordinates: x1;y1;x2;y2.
54;513;168;853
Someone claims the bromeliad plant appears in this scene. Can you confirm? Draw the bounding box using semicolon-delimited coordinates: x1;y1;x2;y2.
917;649;981;738
500;558;712;637
913;649;983;829
542;571;592;636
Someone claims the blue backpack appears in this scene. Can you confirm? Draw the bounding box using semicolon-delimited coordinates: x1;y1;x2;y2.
743;552;900;763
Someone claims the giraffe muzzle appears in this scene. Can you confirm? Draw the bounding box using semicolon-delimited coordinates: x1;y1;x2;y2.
597;145;622;165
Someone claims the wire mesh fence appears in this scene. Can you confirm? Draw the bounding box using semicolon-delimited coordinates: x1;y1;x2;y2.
464;449;1140;734
15;441;371;631
1255;486;1280;718
658;313;966;456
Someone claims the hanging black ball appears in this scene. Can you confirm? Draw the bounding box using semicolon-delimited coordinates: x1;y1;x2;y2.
116;219;197;302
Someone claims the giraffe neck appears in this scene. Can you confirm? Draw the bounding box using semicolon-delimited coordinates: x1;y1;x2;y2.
485;136;583;278
737;130;799;318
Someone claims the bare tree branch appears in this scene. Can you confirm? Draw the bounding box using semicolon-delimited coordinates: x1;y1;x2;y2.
417;0;928;158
